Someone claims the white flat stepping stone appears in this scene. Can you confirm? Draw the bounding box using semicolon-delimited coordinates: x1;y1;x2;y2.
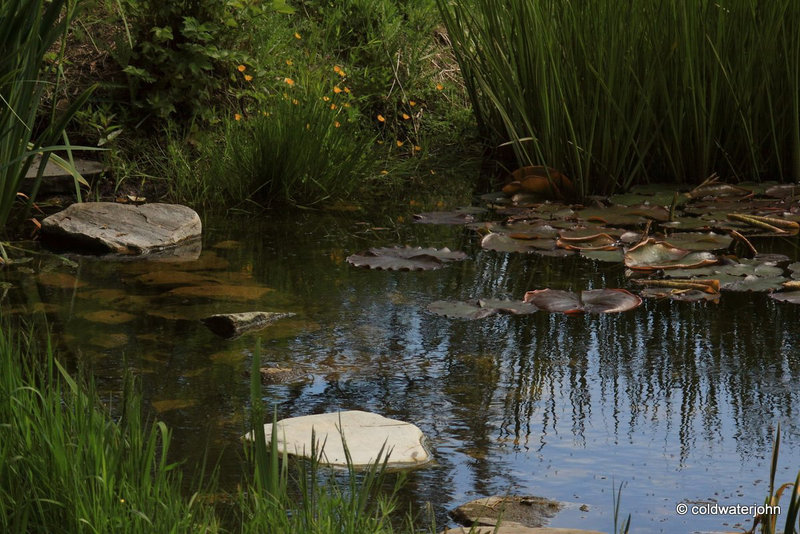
245;410;431;469
42;202;201;255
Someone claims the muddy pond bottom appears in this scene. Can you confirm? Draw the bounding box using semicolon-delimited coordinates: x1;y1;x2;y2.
4;210;800;534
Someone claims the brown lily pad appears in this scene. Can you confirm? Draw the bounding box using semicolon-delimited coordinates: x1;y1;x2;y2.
346;246;467;271
624;239;717;271
523;288;642;314
638;287;720;302
152;399;198;413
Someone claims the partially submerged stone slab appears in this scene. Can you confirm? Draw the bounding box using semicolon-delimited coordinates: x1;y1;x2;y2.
245;410;431;469
42;202;201;255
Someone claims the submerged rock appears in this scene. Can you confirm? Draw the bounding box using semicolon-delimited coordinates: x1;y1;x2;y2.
244;410;431;469
259;366;309;384
451;495;562;529
42;202;201;255
201;311;295;339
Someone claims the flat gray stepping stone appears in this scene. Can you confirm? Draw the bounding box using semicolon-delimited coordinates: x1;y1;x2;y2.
245;410;431;469
22;156;104;195
42;202;201;255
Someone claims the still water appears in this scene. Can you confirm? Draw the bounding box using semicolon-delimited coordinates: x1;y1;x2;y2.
3;208;800;533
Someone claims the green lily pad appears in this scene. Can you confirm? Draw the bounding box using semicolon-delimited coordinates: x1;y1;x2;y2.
427;298;538;319
346;246;468;271
481;233;555;253
721;275;786;292
414;207;485;225
771;291;800;304
659;232;733;251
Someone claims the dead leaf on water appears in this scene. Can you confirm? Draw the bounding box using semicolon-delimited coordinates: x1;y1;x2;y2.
346;246;467;271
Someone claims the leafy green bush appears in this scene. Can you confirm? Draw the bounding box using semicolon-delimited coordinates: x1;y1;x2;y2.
115;0;292;122
438;0;800;197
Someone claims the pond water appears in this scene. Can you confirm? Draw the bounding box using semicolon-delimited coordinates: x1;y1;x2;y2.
3;206;800;533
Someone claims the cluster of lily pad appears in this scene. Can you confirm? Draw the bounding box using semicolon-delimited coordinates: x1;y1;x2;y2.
346;175;800;318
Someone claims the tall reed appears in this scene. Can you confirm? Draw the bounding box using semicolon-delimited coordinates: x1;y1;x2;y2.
0;0;93;229
0;323;220;533
437;0;800;197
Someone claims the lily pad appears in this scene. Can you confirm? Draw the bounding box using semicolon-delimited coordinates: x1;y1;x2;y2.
556;232;618;251
638;287;720;302
722;275;786;292
414;207;484;225
624;239;717;271
771;291;800;304
152;399;198;413
522;288;642;314
657;232;733;251
581;249;624;263
346;246;467;271
427;298;538;319
480;233;555;253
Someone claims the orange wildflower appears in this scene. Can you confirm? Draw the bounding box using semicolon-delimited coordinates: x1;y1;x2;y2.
333;86;342;94
402;113;410;120
377;114;385;122
237;65;246;72
234;113;242;121
244;74;253;82
284;77;295;86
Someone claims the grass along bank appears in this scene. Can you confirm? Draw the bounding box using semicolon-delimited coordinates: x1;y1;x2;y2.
0;322;424;533
437;0;800;198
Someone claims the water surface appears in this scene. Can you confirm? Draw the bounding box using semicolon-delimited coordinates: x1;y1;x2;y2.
3;209;799;533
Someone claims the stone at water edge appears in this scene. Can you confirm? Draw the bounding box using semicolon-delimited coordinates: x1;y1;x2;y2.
243;410;432;468
41;202;201;255
440;528;605;534
201;311;296;339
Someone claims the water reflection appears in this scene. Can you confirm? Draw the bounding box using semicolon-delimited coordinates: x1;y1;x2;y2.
1;211;799;533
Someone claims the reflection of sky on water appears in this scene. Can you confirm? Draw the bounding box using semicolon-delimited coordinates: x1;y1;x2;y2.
6;211;798;533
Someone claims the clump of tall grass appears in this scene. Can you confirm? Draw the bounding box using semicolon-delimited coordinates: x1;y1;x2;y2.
437;0;800;197
215;89;373;208
0;324;220;533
